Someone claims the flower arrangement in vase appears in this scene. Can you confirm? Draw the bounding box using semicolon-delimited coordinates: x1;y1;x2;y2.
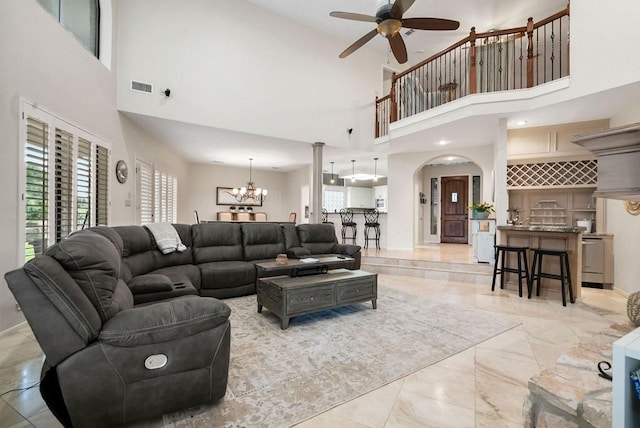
469;202;494;219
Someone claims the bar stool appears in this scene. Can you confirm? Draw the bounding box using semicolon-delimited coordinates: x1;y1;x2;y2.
491;245;530;297
321;208;333;224
363;209;381;249
339;208;357;244
528;248;575;306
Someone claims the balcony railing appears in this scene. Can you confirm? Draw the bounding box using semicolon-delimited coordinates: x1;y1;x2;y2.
375;5;570;138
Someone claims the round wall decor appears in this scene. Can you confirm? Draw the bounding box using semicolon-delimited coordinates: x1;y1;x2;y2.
116;160;128;183
625;201;640;216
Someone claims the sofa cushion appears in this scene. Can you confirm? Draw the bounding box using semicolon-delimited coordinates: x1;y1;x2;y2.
22;256;103;349
296;223;340;254
192;223;244;263
45;231;134;322
198;261;255;290
280;223;301;249
241;223;285;261
113;226;157;279
99;296;230;347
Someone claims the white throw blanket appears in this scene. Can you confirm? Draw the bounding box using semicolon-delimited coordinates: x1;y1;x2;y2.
144;223;187;254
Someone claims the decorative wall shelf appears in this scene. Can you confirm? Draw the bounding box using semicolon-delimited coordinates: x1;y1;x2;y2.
529;200;567;226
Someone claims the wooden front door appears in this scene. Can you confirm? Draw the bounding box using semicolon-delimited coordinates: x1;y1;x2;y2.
441;176;469;244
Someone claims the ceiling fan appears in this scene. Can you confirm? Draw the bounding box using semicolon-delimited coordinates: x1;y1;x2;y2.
330;0;460;64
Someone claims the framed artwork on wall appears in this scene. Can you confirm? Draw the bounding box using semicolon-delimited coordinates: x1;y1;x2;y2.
216;187;263;207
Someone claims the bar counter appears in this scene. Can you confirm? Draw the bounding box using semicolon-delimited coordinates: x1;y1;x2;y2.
497;225;585;299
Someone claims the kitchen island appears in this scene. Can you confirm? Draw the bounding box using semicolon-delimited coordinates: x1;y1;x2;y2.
497;225;585;299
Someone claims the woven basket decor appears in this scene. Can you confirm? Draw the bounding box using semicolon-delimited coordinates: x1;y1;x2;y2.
627;292;640;327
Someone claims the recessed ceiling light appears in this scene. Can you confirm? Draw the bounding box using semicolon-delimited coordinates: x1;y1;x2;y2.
212;160;224;163
515;120;528;126
271;167;280;170
436;140;448;146
447;156;456;161
415;49;424;54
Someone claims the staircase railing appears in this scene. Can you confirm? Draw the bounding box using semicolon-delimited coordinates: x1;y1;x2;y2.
375;5;570;138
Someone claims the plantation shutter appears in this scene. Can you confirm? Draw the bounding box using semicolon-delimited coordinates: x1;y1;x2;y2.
54;129;74;241
76;138;92;229
137;160;154;224
25;118;49;261
153;170;178;223
95;144;109;226
23;103;112;262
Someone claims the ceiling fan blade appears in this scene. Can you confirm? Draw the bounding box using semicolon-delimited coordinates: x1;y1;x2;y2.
329;11;377;23
389;33;408;64
391;0;416;18
402;18;460;31
339;29;379;59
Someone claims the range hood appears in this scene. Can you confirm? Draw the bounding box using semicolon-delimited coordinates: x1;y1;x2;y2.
572;122;640;202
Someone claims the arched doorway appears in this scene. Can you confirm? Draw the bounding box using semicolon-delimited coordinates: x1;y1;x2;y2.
416;156;483;245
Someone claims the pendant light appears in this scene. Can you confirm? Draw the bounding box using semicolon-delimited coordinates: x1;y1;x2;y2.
373;157;379;182
351;160;356;183
330;162;335;184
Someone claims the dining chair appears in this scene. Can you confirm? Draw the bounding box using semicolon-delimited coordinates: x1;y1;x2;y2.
288;212;296;223
254;212;267;222
193;210;200;224
217;212;233;221
236;212;251;221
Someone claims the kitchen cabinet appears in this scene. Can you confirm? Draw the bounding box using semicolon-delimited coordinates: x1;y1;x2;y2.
581;235;614;287
471;219;495;263
507;119;608;160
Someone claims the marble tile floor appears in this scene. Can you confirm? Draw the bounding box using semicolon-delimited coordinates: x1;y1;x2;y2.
0;265;629;427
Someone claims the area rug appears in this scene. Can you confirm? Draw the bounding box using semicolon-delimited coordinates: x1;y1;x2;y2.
163;288;519;428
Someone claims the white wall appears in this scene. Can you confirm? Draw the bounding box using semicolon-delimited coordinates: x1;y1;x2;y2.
0;0;130;331
605;100;640;294
570;0;640;95
387;145;495;249
116;0;386;148
0;1;194;332
119;115;192;224
185;163;294;222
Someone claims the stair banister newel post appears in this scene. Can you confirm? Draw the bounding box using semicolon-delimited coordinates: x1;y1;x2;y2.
469;27;477;94
375;96;380;138
390;72;398;123
526;17;535;88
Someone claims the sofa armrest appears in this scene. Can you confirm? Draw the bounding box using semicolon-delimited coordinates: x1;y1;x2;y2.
127;274;173;294
99;296;230;347
333;244;361;256
286;247;312;259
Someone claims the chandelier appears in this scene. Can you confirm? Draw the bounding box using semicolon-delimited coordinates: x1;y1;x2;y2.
232;158;267;203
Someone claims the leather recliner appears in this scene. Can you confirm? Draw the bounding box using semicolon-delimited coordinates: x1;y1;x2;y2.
5;231;231;427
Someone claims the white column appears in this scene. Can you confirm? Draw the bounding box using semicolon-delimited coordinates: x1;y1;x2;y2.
311;142;324;224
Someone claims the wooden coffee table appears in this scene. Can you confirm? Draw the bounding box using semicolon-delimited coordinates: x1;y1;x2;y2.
257;269;377;329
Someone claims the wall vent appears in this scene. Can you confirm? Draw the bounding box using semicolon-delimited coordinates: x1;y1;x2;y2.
131;80;153;94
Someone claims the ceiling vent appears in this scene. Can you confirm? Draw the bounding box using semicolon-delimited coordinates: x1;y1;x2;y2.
404;29;415;36
131;80;153;94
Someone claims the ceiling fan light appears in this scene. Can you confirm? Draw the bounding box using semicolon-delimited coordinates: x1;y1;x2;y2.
378;19;402;38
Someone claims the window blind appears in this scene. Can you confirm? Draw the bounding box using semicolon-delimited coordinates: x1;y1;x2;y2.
137;160;154;224
153;170;178;223
54;128;74;241
95;144;109;226
76;137;92;229
25;118;49;261
22;103;111;262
